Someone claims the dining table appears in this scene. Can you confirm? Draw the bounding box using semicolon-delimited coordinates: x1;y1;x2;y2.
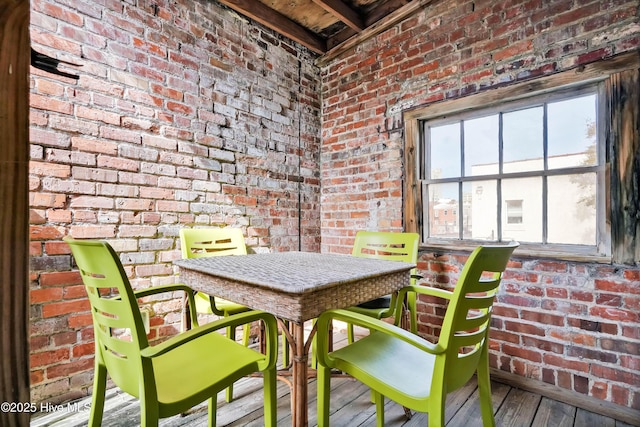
174;251;415;427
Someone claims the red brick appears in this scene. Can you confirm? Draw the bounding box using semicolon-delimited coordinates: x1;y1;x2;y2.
30;225;65;241
31;287;63;304
493;40;533;62
574;375;589;394
30;335;50;352
30;369;45;385
46;358;94;380
52;331;78;346
29;192;67;208
502;344;542;363
543;353;589;372
30;161;71;178
504;320;545;336
557;370;572;389
68;313;93;328
520;310;564;326
595;278;638;293
75;105;121;125
591;364;640;386
72;342;95;358
571;290;595;302
590;381;608;401
30;93;73;115
35;78;65;97
590;306;638;322
31;28;82;56
97;155;139;171
63;285;88;300
545;287;568;298
30;348;70;368
132;37;166;57
622;269;640;281
42;299;91;318
46;210;72;224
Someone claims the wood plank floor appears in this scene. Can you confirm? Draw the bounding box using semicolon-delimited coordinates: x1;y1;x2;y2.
31;325;635;427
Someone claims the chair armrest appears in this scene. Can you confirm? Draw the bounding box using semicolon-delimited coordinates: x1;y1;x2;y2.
133;283;193;298
140;310;278;370
316;309;445;368
133;283;198;328
399;284;453;301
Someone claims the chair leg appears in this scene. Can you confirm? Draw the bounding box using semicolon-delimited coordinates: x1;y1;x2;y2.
316;364;331;427
281;320;290;367
347;323;355;343
311;319;333;369
225;324;236;403
478;350;496;426
263;367;277;426
428;401;446;427
207;397;216;427
89;363;107;427
311;319;318;369
242;322;250;347
407;292;418;334
140;400;159;427
373;391;384;427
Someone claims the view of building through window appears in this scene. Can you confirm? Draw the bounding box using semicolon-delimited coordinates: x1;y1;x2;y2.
423;91;599;247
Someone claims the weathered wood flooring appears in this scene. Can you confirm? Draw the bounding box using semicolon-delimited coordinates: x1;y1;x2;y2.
31;325;635;427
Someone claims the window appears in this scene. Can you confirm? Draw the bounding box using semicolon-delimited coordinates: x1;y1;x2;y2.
505;200;523;224
405;75;624;260
420;87;605;255
404;55;640;263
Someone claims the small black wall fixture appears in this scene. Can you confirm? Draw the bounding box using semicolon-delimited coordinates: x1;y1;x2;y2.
31;48;80;80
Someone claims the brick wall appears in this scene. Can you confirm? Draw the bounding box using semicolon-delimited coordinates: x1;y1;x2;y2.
29;0;321;404
320;0;639;409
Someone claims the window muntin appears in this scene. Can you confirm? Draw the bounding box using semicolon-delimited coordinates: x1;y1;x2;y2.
420;88;605;254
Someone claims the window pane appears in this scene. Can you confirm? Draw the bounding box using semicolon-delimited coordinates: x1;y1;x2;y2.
428;183;459;238
429;123;460;179
465;181;497;240
503;107;544;173
464;115;499;176
548;94;597;169
548;174;597;245
502;177;542;242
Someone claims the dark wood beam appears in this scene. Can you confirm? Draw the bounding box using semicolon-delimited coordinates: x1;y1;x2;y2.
322;0;433;63
364;0;412;26
609;65;640;264
0;0;31;426
326;0;412;50
217;0;327;54
312;0;364;31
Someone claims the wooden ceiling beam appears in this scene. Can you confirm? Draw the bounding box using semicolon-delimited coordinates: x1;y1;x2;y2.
311;0;365;31
325;0;411;50
320;0;434;64
217;0;327;54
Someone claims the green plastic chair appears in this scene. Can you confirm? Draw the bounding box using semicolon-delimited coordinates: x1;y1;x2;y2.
179;227;289;397
315;242;518;427
179;228;251;332
65;237;278;427
179;227;255;402
346;231;421;342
